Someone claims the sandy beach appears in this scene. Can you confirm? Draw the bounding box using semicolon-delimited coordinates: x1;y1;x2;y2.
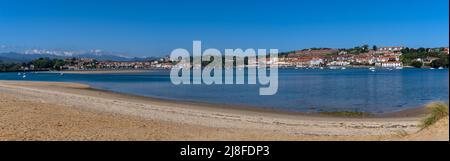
0;80;448;141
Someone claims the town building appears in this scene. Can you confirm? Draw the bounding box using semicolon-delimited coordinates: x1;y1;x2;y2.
380;61;402;68
377;46;405;52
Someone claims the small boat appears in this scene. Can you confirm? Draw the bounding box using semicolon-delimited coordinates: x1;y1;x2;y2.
17;72;21;76
371;70;376;72
320;67;324;70
430;68;435;70
438;67;444;70
395;67;403;70
341;67;346;70
22;75;27;78
329;66;338;70
369;67;376;70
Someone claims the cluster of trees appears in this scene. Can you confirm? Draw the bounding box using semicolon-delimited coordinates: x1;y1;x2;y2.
400;48;449;68
0;60;23;72
30;58;66;70
340;44;378;55
0;58;67;72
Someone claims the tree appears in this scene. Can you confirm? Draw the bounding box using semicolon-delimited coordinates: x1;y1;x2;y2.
362;44;369;52
430;54;449;68
52;59;66;70
410;61;423;68
32;58;53;69
0;61;22;72
372;45;378;51
31;58;66;70
399;48;429;66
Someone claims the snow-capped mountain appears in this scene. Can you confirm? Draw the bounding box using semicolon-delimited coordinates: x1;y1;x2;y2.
0;46;151;62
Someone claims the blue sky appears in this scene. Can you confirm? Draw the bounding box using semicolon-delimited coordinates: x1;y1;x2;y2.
0;0;448;56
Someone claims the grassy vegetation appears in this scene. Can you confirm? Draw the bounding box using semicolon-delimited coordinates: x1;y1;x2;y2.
319;111;372;118
395;129;409;137
420;102;449;129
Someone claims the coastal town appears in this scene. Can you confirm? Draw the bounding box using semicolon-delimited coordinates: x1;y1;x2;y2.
1;45;449;72
48;46;450;70
278;46;449;68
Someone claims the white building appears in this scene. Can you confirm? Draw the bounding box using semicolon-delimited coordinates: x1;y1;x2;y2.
381;61;402;68
328;61;350;66
378;46;405;52
309;58;324;66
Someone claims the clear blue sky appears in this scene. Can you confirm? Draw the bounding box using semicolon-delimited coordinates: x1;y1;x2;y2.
0;0;448;56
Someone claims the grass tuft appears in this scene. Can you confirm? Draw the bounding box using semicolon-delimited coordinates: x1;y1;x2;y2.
420;102;449;129
395;129;409;137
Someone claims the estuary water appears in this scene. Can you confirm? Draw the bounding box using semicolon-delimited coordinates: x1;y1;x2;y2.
1;68;448;113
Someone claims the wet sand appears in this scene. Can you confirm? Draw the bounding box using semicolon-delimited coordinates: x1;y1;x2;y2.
0;80;447;141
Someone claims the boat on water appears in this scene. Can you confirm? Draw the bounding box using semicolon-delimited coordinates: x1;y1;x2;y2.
430;68;435;70
395;67;403;70
17;72;21;76
329;66;338;70
22;75;26;78
371;69;376;72
369;67;376;70
341;67;346;70
320;67;324;70
438;67;444;69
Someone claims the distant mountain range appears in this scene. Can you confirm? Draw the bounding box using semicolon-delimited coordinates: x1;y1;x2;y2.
0;48;159;62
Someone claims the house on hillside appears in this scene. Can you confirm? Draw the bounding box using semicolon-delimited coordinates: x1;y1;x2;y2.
377;46;405;52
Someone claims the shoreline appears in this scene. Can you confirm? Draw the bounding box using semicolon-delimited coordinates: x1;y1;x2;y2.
40;69;162;74
2;80;429;118
0;80;447;140
88;85;430;118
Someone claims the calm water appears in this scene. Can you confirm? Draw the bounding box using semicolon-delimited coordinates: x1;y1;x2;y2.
1;68;448;113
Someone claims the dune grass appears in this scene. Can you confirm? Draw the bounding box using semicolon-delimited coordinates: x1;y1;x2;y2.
420;102;449;129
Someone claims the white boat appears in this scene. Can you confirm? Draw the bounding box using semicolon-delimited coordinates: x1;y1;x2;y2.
22;75;26;78
430;68;435;70
341;67;346;70
17;72;21;76
438;67;444;69
329;66;338;70
369;67;376;70
320;67;324;70
395;67;403;70
371;70;376;72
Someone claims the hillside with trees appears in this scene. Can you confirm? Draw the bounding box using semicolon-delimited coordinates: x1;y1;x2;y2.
400;48;449;68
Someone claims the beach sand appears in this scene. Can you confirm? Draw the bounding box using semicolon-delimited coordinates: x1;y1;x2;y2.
0;80;447;141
